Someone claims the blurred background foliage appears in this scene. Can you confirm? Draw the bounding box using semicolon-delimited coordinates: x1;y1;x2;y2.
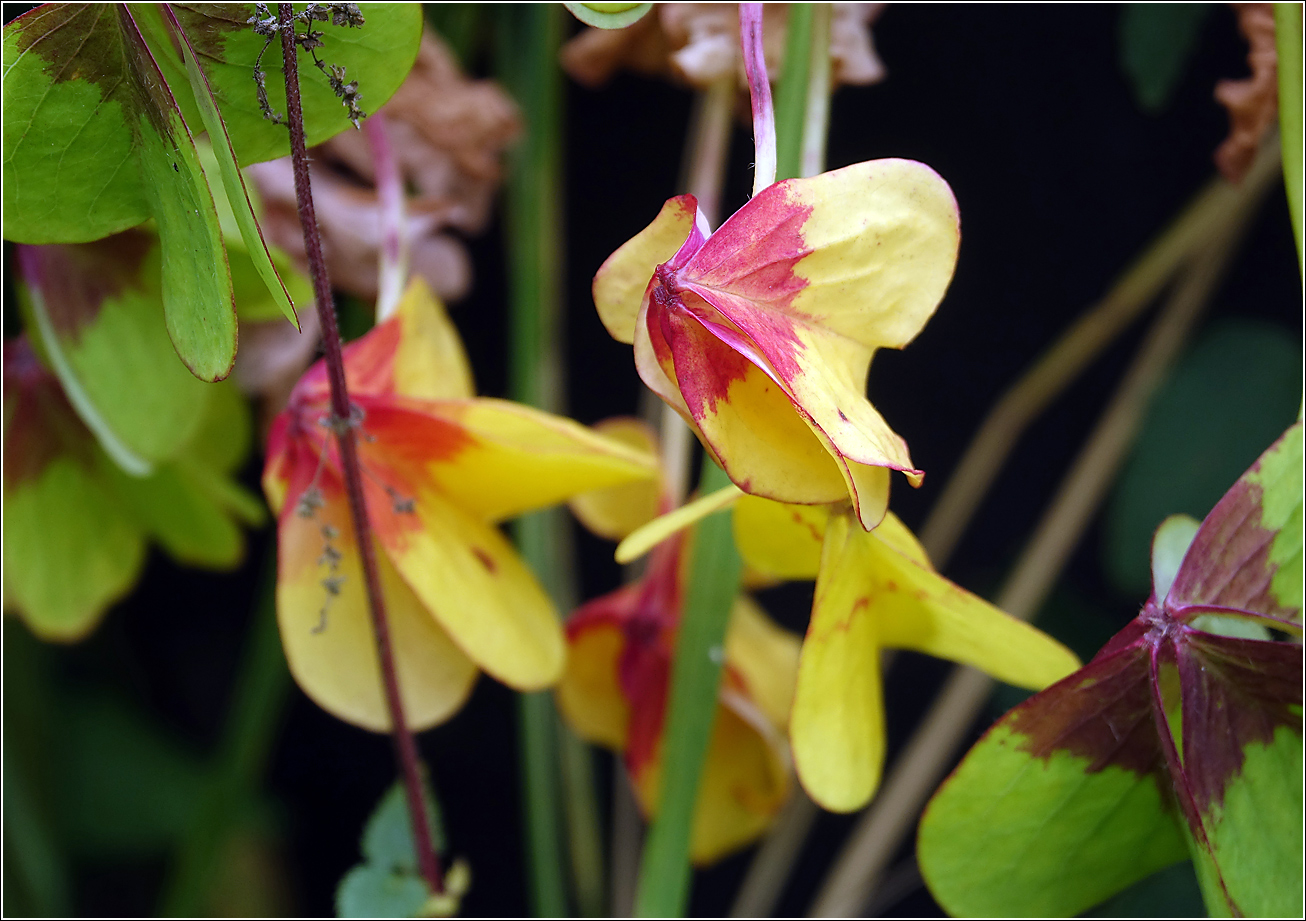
3;3;1300;916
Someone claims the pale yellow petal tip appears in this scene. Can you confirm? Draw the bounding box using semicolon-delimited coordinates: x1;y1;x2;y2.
904;468;925;488
614;483;743;564
568;418;664;541
794;756;880;814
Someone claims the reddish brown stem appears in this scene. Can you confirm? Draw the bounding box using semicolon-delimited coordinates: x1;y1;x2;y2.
276;5;442;894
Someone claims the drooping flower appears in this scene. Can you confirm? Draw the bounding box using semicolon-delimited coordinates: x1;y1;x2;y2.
262;280;658;731
593;159;960;530
556;420;801;863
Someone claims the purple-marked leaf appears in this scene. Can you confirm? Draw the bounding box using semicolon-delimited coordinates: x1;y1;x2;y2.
160;4;299;328
3;4;237;380
16;235;214;475
1;338;145;640
1174;630;1304;917
918;643;1188;917
1168;421;1303;627
921;423;1304;916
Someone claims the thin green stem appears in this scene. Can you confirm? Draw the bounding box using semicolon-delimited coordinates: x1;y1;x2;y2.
1275;2;1304;275
775;4;813;182
160;542;291;916
633;461;743;917
495;5;577;916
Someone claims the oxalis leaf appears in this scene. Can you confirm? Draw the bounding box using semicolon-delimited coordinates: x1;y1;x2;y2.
336;778;456;918
3;3;422;377
919;423;1304;917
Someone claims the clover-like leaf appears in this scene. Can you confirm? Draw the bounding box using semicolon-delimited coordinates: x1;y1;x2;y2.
920;423;1304;917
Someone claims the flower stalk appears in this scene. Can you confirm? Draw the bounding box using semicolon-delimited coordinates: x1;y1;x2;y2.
741;3;776;196
276;4;442;895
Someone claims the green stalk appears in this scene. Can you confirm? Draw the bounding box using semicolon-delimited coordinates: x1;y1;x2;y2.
160;543;291;916
632;462;743;917
774;4;814;181
496;6;602;916
1275;2;1304;274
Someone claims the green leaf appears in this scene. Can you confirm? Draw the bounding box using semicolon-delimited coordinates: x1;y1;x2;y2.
361;781;447;872
17;235;214;475
1151;514;1200;601
1119;4;1212;112
1197;724;1304;916
1085;861;1204;917
2;6;148;243
2;5;238;380
1247;420;1304;612
918;649;1189;917
162;4;300;328
163;3;423;166
1105;320;1302;598
2;340;146;640
562;3;654;30
336;865;429;919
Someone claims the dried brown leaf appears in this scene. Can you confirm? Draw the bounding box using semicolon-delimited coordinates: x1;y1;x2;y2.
1214;3;1278;183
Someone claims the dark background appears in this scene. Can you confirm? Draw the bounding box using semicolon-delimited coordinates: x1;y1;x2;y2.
4;3;1301;917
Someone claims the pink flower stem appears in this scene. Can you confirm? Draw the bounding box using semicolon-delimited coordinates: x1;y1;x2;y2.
740;2;776;196
276;5;442;895
364;111;408;322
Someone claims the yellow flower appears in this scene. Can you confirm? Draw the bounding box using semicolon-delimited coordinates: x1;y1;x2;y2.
734;496;1081;811
262;281;658;731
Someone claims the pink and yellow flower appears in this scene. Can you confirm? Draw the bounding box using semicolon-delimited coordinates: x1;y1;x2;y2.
263;280;658;731
593;159;960;530
556;420;801;863
557;529;800;864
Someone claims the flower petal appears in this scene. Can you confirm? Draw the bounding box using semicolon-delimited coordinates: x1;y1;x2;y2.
684;159;959;353
276;478;478;732
391;277;476;401
371;398;659;525
556;600;634;750
870;532;1081;692
594;194;701;344
568;417;664;541
689;696;792;864
724;595;801;730
614;482;741;564
369;477;566;690
653;298;850;505
732;495;829;580
790;511;888;811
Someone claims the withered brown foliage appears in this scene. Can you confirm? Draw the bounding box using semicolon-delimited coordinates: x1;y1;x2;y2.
1214;2;1278;183
561;3;885;90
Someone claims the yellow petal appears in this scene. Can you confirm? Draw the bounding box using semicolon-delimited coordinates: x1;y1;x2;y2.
372;484;566;690
724;595;801;730
594;195;700;344
868;532;1081;691
689;697;792;864
614;482;742;564
732;495;830;580
790;511;888;811
568;417;664;541
555;619;630;750
277;494;478;732
419;398;659;524
392;278;476;401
